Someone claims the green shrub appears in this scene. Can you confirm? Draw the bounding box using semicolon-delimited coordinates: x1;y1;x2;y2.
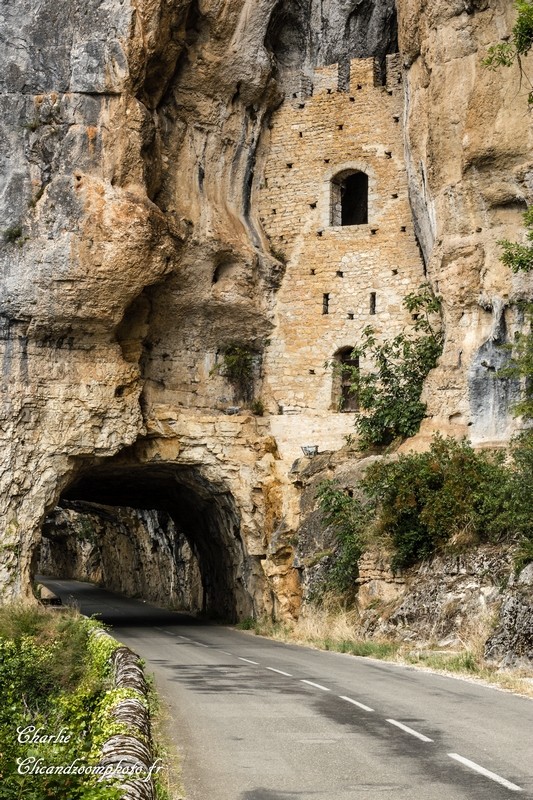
250;398;265;416
315;481;369;595
317;435;533;583
363;436;516;569
0;608;123;800
214;343;258;402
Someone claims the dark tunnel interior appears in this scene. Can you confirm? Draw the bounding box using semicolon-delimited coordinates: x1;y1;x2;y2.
43;464;253;623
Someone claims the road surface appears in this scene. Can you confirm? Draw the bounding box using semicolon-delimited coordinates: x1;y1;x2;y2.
39;578;533;800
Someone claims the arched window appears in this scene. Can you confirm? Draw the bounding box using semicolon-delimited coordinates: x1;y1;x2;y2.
332;347;359;412
331;170;368;226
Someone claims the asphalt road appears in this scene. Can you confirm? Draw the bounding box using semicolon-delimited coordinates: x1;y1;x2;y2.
39;578;533;800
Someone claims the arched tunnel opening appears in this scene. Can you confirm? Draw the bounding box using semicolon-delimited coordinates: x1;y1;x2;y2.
37;464;254;623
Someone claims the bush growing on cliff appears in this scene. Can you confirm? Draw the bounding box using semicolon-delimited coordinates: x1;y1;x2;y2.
213;343;258;403
362;437;519;569
498;207;533;274
316;436;533;588
315;482;369;595
342;285;443;449
484;0;533;100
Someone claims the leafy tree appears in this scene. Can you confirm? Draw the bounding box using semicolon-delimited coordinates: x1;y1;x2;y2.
498;304;533;420
484;0;533;103
498;206;533;274
341;284;443;449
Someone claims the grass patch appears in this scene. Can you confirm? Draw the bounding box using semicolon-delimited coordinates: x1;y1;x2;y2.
235;617;257;631
0;604;125;799
144;673;184;800
406;649;479;673
324;638;400;659
239;605;533;697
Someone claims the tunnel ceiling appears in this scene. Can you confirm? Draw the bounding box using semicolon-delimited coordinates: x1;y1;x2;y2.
64;463;227;517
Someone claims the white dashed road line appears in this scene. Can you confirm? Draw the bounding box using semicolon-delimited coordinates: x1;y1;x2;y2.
386;719;433;743
339;695;374;712
301;679;331;692
164;632;523;794
448;753;523;792
266;667;293;677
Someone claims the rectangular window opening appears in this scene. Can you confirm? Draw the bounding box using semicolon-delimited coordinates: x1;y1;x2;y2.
322;293;330;315
370;292;376;315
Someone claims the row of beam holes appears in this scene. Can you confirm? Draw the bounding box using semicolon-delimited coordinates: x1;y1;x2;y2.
292;94;397;109
313;269;398;278
326;85;363;96
295;112;399;128
287;152;393;168
317;227;407;236
306;193;398;214
322;292;377;316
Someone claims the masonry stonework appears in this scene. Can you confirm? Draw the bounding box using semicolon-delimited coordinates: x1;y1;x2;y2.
257;57;427;459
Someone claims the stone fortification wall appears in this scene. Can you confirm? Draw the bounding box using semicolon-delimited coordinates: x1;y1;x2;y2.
257;56;427;458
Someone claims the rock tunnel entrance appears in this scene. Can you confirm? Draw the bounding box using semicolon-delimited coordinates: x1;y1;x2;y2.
38;464;253;623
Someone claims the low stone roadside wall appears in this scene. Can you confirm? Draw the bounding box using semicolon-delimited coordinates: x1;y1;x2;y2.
95;631;159;800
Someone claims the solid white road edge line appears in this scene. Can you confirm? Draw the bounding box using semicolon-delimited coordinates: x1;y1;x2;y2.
386;719;433;743
178;635;191;640
239;657;259;665
195;642;210;647
448;753;522;792
266;667;293;677
339;695;374;712
301;680;331;692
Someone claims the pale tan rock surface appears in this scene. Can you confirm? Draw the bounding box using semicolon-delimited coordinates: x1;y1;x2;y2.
398;0;533;445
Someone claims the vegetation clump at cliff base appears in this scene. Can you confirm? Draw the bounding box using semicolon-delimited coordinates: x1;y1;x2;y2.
316;433;533;596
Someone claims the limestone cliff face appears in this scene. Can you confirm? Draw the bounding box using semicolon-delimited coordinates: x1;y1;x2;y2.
398;0;533;444
0;0;531;621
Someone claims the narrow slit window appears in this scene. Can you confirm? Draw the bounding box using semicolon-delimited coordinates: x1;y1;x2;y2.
369;292;376;315
322;293;330;315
